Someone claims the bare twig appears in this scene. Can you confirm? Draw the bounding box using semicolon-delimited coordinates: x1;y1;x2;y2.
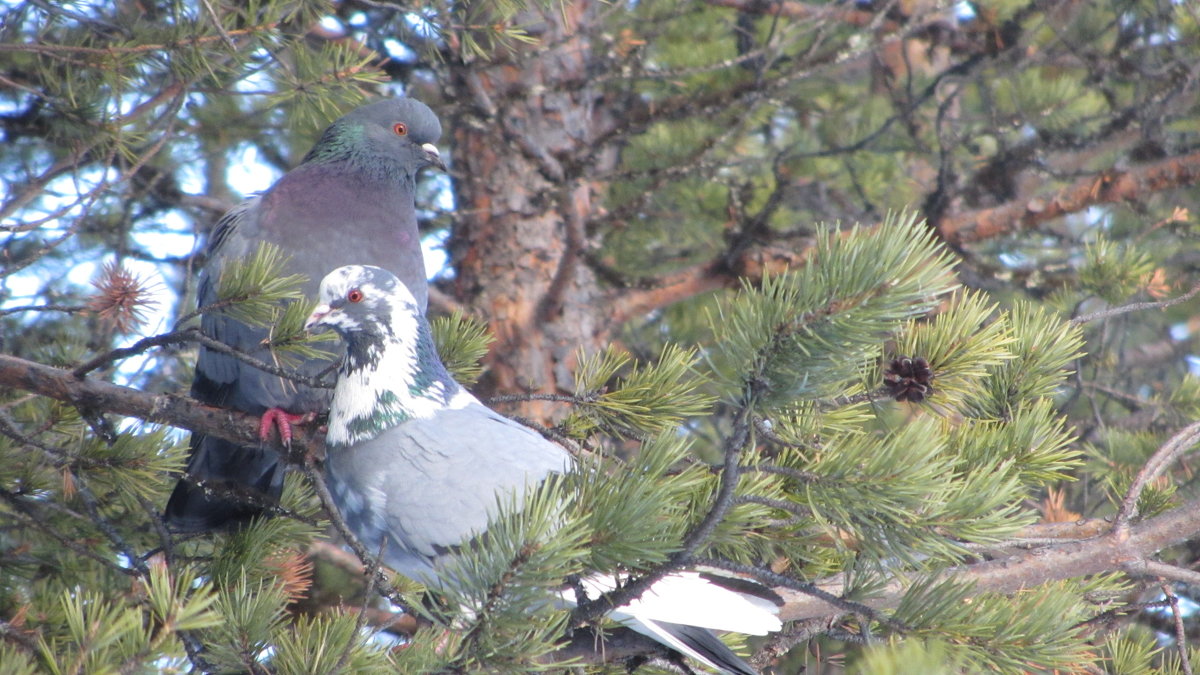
1162;583;1193;675
1129;560;1200;587
71;326;330;389
1113;419;1200;529
1072;281;1200;325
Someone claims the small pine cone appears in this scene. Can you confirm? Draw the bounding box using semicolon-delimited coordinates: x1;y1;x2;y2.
883;355;933;403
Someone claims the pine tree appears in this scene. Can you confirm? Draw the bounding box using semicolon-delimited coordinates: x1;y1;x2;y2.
3;1;1200;673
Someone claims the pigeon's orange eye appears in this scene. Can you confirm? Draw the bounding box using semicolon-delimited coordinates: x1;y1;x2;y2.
347;289;364;303
392;122;408;136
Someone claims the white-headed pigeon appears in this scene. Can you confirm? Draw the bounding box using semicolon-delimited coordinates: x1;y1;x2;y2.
304;265;782;674
165;99;444;531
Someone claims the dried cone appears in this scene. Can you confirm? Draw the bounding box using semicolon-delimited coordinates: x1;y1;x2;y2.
883;355;933;402
87;261;156;334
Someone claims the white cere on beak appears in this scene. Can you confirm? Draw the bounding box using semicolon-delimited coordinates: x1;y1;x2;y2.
305;304;332;331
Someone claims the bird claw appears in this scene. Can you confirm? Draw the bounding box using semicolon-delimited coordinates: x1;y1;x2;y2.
259;409;316;446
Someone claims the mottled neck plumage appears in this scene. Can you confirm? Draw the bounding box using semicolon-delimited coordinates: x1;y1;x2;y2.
325;315;462;449
301;122;407;183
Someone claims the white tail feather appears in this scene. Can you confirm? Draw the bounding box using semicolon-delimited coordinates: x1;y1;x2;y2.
557;571;781;673
579;571;781;635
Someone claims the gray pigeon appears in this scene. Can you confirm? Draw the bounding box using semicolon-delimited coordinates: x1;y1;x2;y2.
165;99;444;531
304;265;781;674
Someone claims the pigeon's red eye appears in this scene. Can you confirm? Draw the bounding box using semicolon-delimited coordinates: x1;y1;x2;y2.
347;289;364;303
392;122;408;136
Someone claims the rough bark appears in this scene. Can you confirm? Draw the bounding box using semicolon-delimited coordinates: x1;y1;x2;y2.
445;3;618;417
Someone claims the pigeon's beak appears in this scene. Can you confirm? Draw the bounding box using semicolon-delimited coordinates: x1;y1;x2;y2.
304;304;332;332
421;143;446;172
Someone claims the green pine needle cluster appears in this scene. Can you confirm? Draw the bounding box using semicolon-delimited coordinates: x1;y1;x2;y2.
889;576;1109;672
709;211;959;407
1079;236;1157;304
567;343;715;438
207;243;308;328
430;310;495;387
890;290;1014;406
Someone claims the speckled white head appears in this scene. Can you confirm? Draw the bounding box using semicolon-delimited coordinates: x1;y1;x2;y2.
305;264;419;338
306;264;473;447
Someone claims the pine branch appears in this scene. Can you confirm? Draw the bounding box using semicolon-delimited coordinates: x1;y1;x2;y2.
0;79;190;223
0;353;312;457
1161;583;1194;675
543;626;679;669
0;26;273;56
300;463;410;613
0;485;139;577
603;246;808;327
938;150;1200;246
71;473;150;575
1135;561;1200;587
774;492;1200;622
70;325;330;386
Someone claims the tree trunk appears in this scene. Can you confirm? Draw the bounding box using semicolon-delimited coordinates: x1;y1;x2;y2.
446;3;618;417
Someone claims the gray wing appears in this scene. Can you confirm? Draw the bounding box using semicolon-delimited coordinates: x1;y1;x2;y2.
325;402;572;583
191;196;333;414
166;198;309;530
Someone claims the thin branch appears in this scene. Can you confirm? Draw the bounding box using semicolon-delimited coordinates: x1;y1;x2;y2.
734;493;811;518
0;353;311;457
604;259;734;327
0;303;87;317
485;392;589;406
706;0;901;31
1071;281;1200;325
0;486;139;577
0;618;41;655
71;326;331;389
752;463;822;484
197;0;238;49
1131;560;1200;588
331;537;386;674
71;474;150;576
690;556;898;629
1113;419;1200;529
71;329;201;377
0;27;273;56
1162;583;1193;675
0;79;191;224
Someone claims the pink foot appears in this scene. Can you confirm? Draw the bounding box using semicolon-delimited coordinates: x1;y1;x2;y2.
259;408;315;446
